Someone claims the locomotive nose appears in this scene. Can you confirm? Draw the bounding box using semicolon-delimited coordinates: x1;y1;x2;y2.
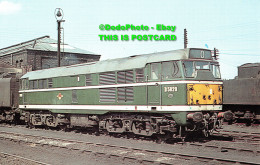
187;84;223;105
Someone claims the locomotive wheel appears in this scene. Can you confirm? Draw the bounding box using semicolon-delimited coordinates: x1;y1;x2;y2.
30;115;39;126
132;121;153;136
27;122;34;129
202;129;209;137
31;115;37;125
46;116;58;127
105;119;124;133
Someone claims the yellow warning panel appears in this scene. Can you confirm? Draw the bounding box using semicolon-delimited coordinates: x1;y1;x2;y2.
187;84;223;105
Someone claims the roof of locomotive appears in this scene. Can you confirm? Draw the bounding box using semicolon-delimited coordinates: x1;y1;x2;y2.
21;48;209;80
239;63;260;68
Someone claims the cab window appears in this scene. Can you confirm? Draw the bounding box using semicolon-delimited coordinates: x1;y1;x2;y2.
183;60;221;78
162;61;181;80
150;63;160;80
183;61;195;77
210;63;221;79
195;61;210;70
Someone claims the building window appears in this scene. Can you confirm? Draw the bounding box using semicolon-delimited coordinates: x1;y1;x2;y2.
19;59;23;68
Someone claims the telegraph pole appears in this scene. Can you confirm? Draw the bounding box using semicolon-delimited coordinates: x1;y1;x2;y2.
55;8;65;67
184;28;188;49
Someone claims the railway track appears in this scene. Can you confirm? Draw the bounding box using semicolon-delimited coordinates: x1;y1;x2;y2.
1;124;259;149
213;130;260;144
2;123;260;142
0;151;49;165
0;131;259;165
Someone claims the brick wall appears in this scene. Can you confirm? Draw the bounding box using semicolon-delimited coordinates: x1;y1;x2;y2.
1;49;100;74
0;50;27;68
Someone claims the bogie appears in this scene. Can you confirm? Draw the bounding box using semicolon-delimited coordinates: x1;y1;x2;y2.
22;111;221;141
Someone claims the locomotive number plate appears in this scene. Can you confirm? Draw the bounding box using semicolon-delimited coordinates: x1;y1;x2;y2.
164;86;178;92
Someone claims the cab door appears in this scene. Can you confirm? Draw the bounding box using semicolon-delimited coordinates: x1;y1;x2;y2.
147;63;161;105
148;84;161;105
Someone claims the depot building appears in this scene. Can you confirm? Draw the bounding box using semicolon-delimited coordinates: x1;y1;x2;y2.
0;36;101;74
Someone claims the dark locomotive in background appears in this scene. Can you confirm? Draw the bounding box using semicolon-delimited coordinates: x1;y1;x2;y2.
0;66;22;122
223;63;260;123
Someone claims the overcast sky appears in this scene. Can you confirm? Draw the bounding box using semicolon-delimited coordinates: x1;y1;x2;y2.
0;0;259;79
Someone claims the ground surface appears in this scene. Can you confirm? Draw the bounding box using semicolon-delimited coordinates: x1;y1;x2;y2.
0;124;259;165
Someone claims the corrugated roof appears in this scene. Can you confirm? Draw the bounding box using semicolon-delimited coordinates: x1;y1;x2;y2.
0;36;98;56
22;48;191;80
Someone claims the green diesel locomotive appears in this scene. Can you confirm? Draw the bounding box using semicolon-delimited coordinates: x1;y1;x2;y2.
19;48;229;139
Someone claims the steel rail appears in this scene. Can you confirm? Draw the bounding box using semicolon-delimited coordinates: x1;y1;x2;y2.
0;151;50;165
0;131;259;165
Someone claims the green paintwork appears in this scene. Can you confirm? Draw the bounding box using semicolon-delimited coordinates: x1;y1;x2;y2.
161;84;187;105
19;48;222;126
148;85;160;105
22;84;187;106
77;89;98;105
91;74;99;86
171;112;188;125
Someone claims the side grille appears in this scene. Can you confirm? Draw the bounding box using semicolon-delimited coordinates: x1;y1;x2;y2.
85;74;92;86
118;87;134;102
117;70;133;84
100;88;116;102
99;72;116;85
136;68;144;82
